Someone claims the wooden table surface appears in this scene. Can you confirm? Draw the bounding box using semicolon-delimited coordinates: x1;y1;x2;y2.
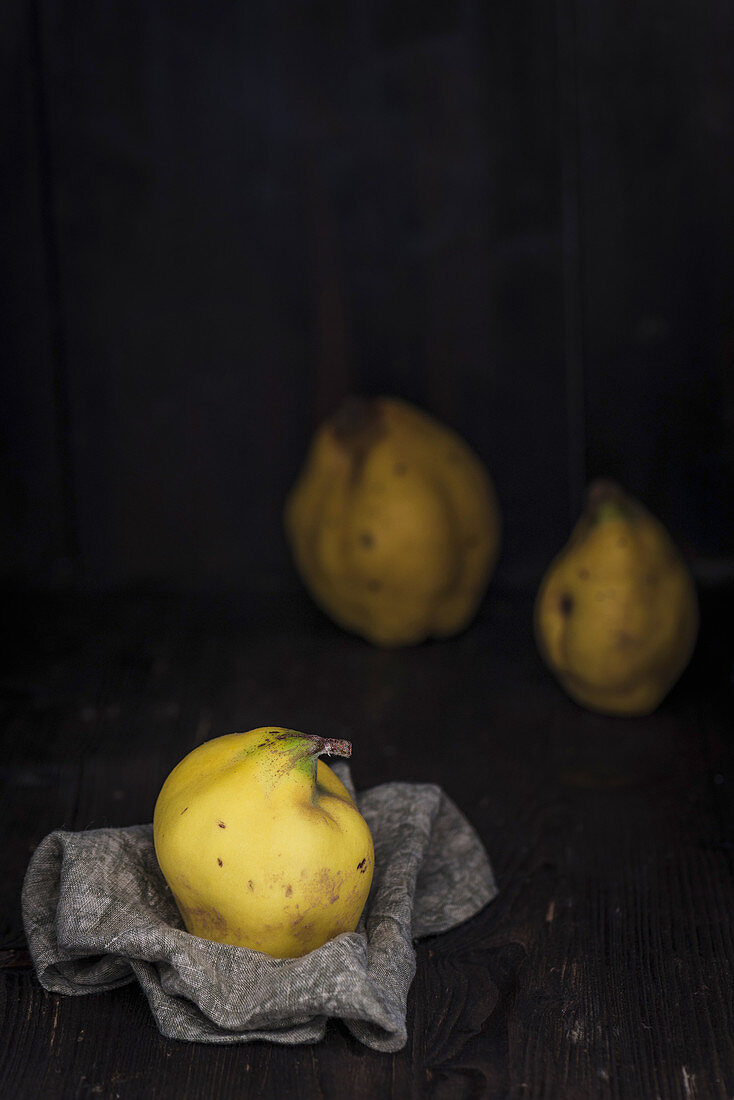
2;582;734;1099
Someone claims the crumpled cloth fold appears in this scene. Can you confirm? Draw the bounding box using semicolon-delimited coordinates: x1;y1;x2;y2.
22;765;496;1051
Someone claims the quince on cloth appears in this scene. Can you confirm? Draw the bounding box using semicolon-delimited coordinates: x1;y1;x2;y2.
21;766;496;1052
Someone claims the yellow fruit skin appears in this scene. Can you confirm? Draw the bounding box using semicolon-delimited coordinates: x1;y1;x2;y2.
534;483;699;716
284;396;501;646
153;728;374;958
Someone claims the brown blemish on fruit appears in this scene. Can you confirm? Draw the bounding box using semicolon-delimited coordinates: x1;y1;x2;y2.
217;858;223;867
217;821;226;829
291;919;316;942
180;807;188;814
176;903;228;937
285;884;293;897
360;531;375;548
248;880;254;891
357;858;367;871
307;867;344;907
559;593;574;616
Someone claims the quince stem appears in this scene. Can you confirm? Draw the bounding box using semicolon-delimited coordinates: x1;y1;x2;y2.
302;734;352;759
585;479;637;525
329;397;386;481
264;731;352;792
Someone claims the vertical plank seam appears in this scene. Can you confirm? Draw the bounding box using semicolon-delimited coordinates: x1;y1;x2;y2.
556;0;587;524
28;0;79;575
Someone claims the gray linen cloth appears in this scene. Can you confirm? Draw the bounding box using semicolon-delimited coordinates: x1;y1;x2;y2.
21;765;496;1052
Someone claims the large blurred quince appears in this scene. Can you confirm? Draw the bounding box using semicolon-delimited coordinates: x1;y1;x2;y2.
154;727;374;958
534;480;698;716
284;396;501;646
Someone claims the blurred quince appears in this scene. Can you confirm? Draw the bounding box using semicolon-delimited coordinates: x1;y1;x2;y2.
534;480;698;715
284;396;501;646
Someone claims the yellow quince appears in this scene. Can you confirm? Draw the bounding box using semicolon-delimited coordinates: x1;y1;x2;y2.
284;396;501;646
534;480;698;716
153;728;374;958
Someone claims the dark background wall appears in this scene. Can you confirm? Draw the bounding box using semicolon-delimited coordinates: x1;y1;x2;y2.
3;0;734;595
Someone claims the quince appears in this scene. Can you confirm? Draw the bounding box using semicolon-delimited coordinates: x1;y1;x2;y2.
534;480;698;716
284;396;501;646
153;727;374;958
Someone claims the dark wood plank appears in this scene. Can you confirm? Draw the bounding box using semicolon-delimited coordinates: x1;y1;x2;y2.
4;0;734;599
19;0;578;594
0;0;69;583
2;586;734;1096
35;0;314;591
575;0;734;559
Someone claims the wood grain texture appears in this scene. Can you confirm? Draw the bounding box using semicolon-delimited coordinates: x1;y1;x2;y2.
575;0;734;558
4;0;734;593
0;0;580;591
2;584;734;1097
0;0;70;581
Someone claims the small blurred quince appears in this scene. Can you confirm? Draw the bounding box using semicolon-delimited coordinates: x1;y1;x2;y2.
534;480;698;715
